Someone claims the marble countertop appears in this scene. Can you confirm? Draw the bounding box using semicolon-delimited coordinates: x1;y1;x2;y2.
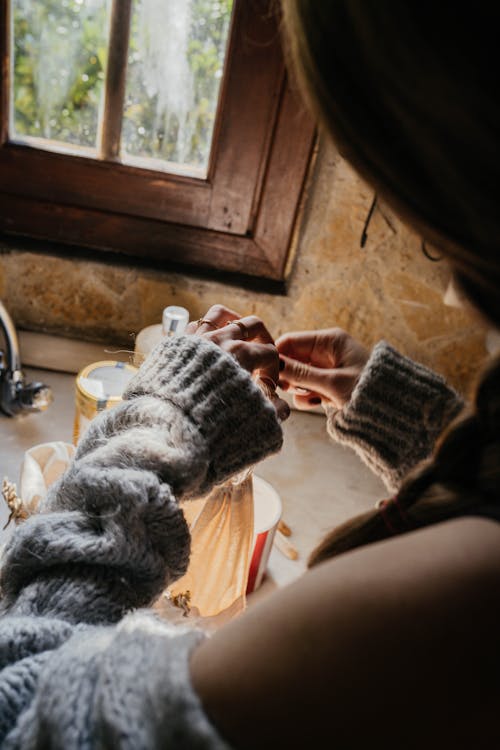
0;367;386;593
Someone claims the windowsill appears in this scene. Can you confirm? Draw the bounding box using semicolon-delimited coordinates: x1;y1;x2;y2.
9;135;208;179
18;329;132;375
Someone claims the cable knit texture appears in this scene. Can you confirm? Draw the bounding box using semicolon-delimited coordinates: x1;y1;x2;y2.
325;341;464;492
0;335;282;748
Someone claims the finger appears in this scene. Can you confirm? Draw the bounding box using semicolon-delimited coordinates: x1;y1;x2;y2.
223;315;275;345
275;331;317;361
277;328;350;368
270;393;291;422
192;304;242;335
187;318;219;335
206;303;242;325
289;386;320;398
279;355;333;396
220;340;280;383
293;393;324;410
278;378;312;395
205;315;274;347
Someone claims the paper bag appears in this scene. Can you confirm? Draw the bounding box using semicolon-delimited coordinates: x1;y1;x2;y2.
166;473;254;621
20;441;76;514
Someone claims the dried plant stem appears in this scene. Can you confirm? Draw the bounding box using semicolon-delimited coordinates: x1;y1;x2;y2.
2;477;28;530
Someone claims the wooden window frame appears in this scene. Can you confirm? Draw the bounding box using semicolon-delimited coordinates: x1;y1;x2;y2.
0;0;316;282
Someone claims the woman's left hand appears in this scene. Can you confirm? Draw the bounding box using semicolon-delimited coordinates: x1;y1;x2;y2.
186;304;290;421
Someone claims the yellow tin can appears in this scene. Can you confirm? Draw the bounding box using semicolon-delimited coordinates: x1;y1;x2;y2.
73;360;138;445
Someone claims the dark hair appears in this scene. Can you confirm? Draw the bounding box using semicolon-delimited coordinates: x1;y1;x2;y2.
281;1;500;564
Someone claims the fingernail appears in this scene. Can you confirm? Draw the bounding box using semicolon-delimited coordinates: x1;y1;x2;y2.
279;357;285;371
309;397;321;405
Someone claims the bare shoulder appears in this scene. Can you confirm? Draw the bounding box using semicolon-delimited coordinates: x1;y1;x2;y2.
191;517;500;749
326;514;500;600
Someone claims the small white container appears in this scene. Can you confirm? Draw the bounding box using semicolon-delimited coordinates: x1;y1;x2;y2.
133;305;189;367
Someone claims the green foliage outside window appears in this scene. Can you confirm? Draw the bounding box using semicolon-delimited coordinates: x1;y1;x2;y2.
12;0;233;169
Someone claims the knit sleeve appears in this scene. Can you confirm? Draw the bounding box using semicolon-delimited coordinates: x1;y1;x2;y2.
3;612;233;750
324;341;464;492
0;336;283;624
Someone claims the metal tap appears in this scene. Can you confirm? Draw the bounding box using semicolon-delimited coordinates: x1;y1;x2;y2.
0;301;53;417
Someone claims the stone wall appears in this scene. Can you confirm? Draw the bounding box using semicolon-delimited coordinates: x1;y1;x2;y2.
0;139;488;395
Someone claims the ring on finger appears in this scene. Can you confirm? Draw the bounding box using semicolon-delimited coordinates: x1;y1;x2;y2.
225;319;249;340
196;318;218;330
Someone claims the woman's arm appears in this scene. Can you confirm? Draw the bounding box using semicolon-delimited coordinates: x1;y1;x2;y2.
191;516;500;749
278;332;464;492
326;341;464;491
0;334;283;624
0;312;285;748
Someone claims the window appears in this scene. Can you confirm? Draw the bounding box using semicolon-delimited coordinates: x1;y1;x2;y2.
0;0;316;282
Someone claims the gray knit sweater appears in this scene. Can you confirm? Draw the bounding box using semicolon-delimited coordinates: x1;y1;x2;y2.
0;337;462;748
0;336;283;748
325;341;464;492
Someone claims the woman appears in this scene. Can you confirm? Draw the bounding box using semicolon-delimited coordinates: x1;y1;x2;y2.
1;1;499;747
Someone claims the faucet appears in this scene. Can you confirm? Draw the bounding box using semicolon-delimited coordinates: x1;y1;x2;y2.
0;301;53;417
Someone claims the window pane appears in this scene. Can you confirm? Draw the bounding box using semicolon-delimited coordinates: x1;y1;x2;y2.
122;0;233;176
11;0;110;150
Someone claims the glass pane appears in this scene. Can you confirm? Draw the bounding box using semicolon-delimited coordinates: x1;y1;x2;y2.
122;0;233;176
11;0;110;150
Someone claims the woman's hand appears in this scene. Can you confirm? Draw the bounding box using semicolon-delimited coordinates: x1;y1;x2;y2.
276;328;369;410
186;304;290;421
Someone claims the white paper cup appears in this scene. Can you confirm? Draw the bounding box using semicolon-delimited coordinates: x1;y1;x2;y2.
246;475;282;593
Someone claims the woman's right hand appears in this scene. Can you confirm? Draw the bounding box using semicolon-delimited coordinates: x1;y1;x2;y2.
186;304;290;422
276;328;370;410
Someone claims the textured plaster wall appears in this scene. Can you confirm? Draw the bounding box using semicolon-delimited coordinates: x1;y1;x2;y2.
0;140;487;395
